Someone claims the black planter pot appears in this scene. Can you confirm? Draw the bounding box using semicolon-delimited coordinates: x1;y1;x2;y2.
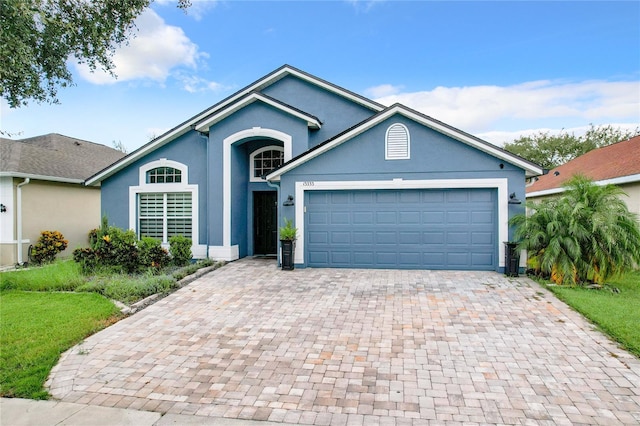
280;239;295;270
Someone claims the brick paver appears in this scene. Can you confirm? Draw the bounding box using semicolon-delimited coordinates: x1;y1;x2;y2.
47;259;640;424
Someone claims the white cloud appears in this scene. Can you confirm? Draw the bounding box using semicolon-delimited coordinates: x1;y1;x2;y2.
364;84;403;98
176;73;226;93
74;9;203;85
371;79;640;137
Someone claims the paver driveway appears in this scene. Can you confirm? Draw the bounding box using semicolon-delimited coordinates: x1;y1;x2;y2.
48;259;640;425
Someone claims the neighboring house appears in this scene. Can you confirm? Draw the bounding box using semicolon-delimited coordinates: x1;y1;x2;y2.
87;65;543;271
526;135;640;215
0;134;125;266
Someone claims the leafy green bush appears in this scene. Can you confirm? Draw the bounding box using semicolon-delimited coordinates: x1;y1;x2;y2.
511;175;640;285
138;237;170;271
30;231;68;264
169;235;192;266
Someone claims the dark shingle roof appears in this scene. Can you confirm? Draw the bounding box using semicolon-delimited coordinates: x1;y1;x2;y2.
527;135;640;194
0;133;125;181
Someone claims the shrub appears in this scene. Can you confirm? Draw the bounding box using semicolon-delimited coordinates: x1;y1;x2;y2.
169;235;192;266
511;175;640;285
30;231;68;264
138;237;170;271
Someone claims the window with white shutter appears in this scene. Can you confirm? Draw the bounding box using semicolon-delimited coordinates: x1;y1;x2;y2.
138;192;192;242
385;123;410;160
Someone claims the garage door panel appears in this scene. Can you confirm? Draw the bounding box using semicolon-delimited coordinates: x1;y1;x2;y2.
331;231;350;244
447;211;469;224
331;212;350;224
331;251;351;264
308;231;328;244
399;211;420;224
447;232;470;244
376;252;397;264
353;211;374;224
308;212;328;225
376;232;397;244
353;231;374;244
472;211;493;224
399;232;421;244
306;189;497;270
423;211;445;223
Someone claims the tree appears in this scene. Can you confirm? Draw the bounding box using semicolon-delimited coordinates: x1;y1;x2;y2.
504;125;640;169
511;176;640;285
1;0;191;108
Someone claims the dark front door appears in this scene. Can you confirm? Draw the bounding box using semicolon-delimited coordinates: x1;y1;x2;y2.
253;191;278;255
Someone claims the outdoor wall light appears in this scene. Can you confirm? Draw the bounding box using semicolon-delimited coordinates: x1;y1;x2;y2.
508;192;522;205
0;204;6;213
282;195;294;206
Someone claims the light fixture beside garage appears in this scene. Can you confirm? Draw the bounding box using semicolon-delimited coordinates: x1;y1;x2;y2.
283;195;294;206
508;192;522;204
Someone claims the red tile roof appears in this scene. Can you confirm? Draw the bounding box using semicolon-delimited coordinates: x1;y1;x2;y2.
527;135;640;194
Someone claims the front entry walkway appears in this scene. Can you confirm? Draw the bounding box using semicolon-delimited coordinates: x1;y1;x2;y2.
48;259;640;424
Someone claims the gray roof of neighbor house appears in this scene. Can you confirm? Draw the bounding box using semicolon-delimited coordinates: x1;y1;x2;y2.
0;133;125;183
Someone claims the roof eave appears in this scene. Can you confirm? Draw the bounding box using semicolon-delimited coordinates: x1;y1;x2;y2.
267;104;544;180
527;172;640;198
87;65;375;185
0;172;85;185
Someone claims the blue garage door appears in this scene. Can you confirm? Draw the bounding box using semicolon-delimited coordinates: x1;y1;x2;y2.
306;188;497;270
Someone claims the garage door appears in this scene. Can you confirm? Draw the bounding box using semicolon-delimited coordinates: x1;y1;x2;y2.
305;188;497;270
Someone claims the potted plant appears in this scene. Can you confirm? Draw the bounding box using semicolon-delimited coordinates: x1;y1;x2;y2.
279;218;297;270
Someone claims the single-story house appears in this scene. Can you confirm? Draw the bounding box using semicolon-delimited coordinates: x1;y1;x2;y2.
0;134;125;266
87;65;543;271
526;135;640;216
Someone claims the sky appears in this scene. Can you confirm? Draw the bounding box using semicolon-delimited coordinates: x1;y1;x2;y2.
2;0;639;153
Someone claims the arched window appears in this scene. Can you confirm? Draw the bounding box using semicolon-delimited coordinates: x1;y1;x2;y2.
385;123;410;160
250;146;284;181
146;166;182;184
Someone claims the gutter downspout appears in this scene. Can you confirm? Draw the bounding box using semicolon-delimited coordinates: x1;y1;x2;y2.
16;178;30;265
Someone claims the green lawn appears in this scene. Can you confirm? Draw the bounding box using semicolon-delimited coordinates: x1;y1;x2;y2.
0;291;120;399
544;271;640;357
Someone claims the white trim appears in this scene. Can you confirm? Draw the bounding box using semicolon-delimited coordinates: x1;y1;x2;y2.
295;178;509;268
268;105;544;181
129;160;199;250
195;92;321;132
208;245;239;261
223;128;292;248
86;66;381;187
527;173;640;198
0;172;84;184
249;146;285;182
138;158;188;186
385;123;410;160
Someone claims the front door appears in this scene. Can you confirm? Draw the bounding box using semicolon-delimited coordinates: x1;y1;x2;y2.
253;191;277;255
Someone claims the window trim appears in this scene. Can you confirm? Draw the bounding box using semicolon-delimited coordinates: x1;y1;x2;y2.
129;159;198;247
249;145;285;182
385;123;410;160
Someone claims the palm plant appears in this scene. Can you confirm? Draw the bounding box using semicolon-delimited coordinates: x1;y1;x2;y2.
511;175;640;285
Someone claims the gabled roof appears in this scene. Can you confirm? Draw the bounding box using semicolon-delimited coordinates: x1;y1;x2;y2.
527;135;640;197
0;134;125;183
266;104;544;181
194;91;321;132
86;65;383;186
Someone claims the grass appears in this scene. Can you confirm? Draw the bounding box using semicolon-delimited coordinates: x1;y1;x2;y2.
0;258;218;304
0;260;85;291
0;291;120;399
543;271;640;358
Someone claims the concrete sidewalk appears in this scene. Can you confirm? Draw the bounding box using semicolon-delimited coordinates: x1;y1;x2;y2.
0;398;298;426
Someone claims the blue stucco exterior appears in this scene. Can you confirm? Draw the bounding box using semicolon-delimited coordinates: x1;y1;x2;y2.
95;65;538;270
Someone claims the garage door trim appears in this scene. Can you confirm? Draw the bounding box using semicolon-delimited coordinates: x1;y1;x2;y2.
294;178;509;268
